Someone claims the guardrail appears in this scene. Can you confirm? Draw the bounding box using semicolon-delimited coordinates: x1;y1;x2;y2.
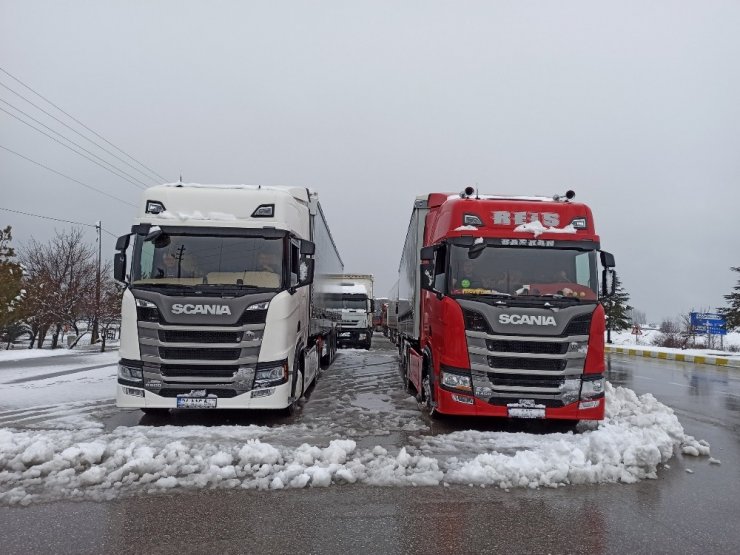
605;345;740;368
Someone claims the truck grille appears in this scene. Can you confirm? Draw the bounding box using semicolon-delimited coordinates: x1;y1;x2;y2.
160;365;237;378
159;330;241;343
488;356;567;372
464;308;594;405
159;348;242;361
487;374;564;389
486;339;567;355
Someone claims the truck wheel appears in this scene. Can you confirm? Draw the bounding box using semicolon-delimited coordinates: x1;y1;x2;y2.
420;375;437;418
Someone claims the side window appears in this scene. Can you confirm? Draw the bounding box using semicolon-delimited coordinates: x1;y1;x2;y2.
434;245;447;292
575;252;590;286
290;240;300;286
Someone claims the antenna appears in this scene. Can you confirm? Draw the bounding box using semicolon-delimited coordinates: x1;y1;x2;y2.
475;182;480;199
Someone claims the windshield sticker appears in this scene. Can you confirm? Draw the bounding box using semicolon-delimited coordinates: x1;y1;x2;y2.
500;239;556;247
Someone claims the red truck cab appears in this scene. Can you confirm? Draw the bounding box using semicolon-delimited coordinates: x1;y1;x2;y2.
397;189;615;422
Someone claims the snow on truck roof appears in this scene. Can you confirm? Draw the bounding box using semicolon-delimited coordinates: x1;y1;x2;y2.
136;183;313;236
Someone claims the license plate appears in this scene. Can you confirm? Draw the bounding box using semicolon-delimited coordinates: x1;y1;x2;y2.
176;397;217;409
508;407;545;419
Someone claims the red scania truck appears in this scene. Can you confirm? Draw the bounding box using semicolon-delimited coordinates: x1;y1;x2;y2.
395;188;615;422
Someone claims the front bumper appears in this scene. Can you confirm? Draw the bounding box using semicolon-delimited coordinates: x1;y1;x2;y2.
116;381;293;410
433;380;605;420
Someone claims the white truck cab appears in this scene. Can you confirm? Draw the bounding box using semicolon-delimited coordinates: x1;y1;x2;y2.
114;183;342;414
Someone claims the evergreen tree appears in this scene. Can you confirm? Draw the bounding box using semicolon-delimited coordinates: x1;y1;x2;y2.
0;226;24;345
601;272;633;343
719;266;740;331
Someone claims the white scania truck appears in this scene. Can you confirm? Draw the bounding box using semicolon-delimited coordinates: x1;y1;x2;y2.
113;183;343;414
323;274;374;349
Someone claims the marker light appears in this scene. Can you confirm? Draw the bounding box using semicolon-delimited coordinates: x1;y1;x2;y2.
463;214;483;226
570;217;588;229
251;204;275;217
146;201;166;214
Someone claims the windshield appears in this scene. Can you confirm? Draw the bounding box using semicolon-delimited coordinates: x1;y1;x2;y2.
449;245;598;300
325;294;368;310
131;233;284;289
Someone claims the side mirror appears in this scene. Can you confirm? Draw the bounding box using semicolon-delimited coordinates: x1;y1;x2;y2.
420;246;435;261
601;268;616;298
600;251;615;268
369;299;375;313
115;234;130;251
420;262;438;294
300;240;315;255
296;256;315;288
114;252;127;283
145;225;163;243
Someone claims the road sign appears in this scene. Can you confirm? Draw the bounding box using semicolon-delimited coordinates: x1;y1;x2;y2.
690;312;727;336
631;324;642;335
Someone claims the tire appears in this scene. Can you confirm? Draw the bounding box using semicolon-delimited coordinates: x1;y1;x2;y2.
419;374;437;418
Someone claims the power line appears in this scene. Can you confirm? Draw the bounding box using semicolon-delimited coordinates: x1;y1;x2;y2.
0;81;159;186
0;103;147;190
0;144;137;207
0;65;168;183
0;206;118;238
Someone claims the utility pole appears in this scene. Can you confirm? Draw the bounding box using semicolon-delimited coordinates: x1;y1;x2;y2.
91;221;102;344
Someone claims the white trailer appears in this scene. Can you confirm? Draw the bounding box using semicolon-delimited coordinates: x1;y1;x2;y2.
113;183;343;414
322;274;374;349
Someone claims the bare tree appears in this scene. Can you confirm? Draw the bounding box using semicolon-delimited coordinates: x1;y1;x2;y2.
19;228;97;349
95;272;123;352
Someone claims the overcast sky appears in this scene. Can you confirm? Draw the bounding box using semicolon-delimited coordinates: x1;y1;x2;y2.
2;1;739;322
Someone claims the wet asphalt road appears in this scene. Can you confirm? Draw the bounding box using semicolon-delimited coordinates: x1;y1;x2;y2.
1;336;739;554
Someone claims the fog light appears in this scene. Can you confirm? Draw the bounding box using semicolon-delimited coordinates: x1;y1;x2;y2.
579;399;600;410
123;386;144;397
251;388;275;398
452;394;474;405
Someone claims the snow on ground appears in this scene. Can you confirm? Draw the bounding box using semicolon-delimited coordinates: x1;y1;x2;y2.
608;329;740;358
0;351;710;505
0;348;82;363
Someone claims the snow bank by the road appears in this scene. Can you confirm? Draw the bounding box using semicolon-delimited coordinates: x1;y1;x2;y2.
0;348;79;363
0;384;710;505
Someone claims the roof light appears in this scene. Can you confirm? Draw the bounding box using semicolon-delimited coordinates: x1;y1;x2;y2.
251;204;274;218
570;217;587;229
460;186;475;199
463;214;483;227
146;200;166;214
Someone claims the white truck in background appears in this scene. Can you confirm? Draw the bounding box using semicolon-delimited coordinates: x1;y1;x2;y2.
113;183;343;415
323;274;374;350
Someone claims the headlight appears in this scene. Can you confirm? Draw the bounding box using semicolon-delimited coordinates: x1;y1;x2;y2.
247;301;270;311
581;376;605;399
135;298;159;322
118;364;143;383
255;360;288;386
441;371;472;392
568;341;589;354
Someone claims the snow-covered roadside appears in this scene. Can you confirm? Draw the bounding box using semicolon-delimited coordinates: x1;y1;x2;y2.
0;384;711;506
0;348;80;363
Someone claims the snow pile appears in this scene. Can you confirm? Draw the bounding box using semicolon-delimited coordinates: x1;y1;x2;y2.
0;384;710;505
